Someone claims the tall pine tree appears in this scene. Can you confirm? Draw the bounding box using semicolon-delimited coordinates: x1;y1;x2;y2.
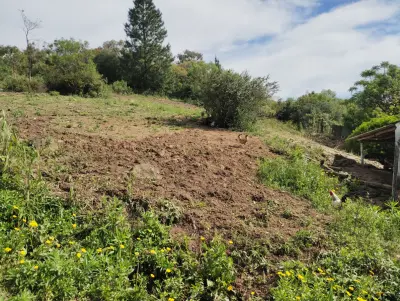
122;0;173;93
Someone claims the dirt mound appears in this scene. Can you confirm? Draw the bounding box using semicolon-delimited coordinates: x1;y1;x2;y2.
16;117;328;257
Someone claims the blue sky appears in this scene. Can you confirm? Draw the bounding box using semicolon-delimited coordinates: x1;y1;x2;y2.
1;0;400;99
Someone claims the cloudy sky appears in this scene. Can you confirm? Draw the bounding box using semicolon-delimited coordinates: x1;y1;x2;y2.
1;0;400;98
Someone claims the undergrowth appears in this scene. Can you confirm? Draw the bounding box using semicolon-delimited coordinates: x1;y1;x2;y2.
0;113;249;300
259;136;400;300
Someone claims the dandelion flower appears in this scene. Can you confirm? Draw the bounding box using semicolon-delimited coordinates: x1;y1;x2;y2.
72;213;76;217
4;247;12;253
346;291;352;297
49;236;55;241
251;292;255;296
137;237;141;241
81;248;87;253
297;274;304;281
349;287;354;291
326;278;334;282
135;252;139;256
13;205;19;210
120;244;125;249
56;244;61;248
150;274;155;278
19;250;27;256
227;285;233;291
200;236;205;241
150;250;156;255
285;271;291;277
277;271;285;277
14;227;20;231
72;224;77;229
97;248;103;253
228;240;233;245
76;252;82;258
12;215;17;219
168;298;174;301
34;265;39;270
296;297;301;301
29;220;38;228
166;247;171;252
23;218;26;223
318;268;324;273
357;298;367;301
166;268;172;273
45;240;51;245
19;260;25;264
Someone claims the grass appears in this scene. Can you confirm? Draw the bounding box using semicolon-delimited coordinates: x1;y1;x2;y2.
258;136;400;300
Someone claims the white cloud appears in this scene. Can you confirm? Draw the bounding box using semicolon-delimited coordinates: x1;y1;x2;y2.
0;0;399;98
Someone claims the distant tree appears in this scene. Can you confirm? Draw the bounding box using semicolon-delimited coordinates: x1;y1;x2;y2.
19;10;41;81
122;0;173;93
94;40;124;83
177;50;203;64
349;61;400;114
214;56;222;70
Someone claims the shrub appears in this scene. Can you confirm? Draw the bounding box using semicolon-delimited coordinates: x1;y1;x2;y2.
48;90;60;96
201;69;276;130
112;80;132;95
1;75;46;93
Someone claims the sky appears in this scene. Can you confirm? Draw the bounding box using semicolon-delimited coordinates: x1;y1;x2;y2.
1;0;400;99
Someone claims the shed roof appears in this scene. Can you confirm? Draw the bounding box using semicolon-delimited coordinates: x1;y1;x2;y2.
349;121;400;142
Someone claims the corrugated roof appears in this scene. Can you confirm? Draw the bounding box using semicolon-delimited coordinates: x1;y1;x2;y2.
348;121;400;142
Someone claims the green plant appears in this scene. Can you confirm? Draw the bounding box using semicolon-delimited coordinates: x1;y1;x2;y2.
112;80;132;95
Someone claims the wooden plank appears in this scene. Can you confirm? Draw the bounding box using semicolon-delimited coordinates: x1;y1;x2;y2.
392;123;400;200
360;142;364;166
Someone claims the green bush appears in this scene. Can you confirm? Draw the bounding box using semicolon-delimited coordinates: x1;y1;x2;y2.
1;75;46;93
112;80;132;95
201;69;275;130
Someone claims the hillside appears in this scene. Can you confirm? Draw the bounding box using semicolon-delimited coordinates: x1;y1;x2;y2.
0;93;399;300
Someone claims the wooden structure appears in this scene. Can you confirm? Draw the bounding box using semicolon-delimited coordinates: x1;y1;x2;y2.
349;121;400;200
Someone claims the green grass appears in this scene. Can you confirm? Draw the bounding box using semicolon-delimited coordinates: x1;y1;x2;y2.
258;137;400;300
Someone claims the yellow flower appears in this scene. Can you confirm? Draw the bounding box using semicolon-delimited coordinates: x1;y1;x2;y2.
120;244;125;249
72;224;77;229
81;248;87;253
349;286;354;291
12;215;17;219
277;271;285;277
166;247;171;252
13;205;19;210
45;240;51;245
4;247;12;253
357;298;367;301
33;265;39;270
285;271;292;277
297;274;304;281
135;252;140;256
76;252;82;258
166;268;172;273
29;220;38;228
200;236;205;241
72;213;76;217
97;248;103;253
318;268;324;273
19;260;25;264
227;285;233;291
251;292;255;296
14;227;20;231
23;218;26;223
361;290;368;295
56;244;61;248
161;249;165;253
296;297;301;301
19;250;27;256
228;240;233;245
69;241;75;245
168;298;174;301
346;291;352;297
150;250;156;255
49;236;55;241
150;274;155;278
137;237;141;241
326;277;334;282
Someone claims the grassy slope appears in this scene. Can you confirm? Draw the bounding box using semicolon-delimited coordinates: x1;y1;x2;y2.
0;93;399;300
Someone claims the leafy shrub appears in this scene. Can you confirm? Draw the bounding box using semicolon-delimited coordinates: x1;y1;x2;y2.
112;80;132;95
48;90;60;96
201;69;277;130
1;75;46;93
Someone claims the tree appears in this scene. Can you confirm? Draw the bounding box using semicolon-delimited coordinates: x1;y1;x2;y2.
177;50;203;64
20;10;41;82
349;61;400;114
94;40;124;83
122;0;173;93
